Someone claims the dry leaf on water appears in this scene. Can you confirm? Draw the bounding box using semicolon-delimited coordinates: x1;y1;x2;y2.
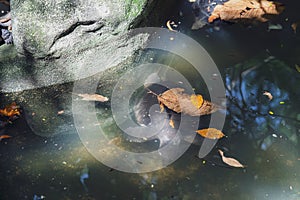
157;88;219;116
73;93;109;102
208;0;284;23
263;91;273;101
196;128;225;139
0;102;20;117
218;149;246;168
0;135;12;141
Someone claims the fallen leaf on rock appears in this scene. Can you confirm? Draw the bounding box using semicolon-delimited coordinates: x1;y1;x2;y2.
73;93;109;102
157;88;220;116
0;135;12;141
208;0;284;23
218;149;246;168
196;128;225;139
0;102;20;117
263;91;273;101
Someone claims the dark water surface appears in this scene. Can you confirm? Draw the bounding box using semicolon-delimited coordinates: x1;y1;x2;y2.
1;0;300;199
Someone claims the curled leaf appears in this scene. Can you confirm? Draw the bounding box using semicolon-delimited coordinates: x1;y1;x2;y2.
263;91;273;101
166;20;176;32
196;128;225;139
218;149;246;168
73;93;109;102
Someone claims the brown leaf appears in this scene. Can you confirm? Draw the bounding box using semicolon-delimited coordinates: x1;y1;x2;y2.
0;102;20;117
196;128;225;139
218;149;246;168
73;93;109;102
291;22;299;34
157;88;219;116
208;0;284;23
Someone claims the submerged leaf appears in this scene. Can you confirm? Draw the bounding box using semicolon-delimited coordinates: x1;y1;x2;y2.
218;149;246;168
0;102;20;117
208;0;284;23
157;88;220;116
291;22;299;34
196;128;225;139
73;93;109;102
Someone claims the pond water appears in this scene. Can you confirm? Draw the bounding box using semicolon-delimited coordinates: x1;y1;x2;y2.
1;0;300;199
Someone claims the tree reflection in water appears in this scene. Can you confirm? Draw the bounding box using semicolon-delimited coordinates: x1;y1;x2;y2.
224;56;300;150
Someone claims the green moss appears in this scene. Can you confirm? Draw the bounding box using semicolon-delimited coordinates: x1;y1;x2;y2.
125;0;146;20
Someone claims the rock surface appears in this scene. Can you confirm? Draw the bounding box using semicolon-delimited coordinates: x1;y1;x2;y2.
0;0;150;92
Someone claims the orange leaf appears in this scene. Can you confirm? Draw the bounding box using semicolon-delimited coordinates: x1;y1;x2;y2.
190;94;204;109
0;135;12;140
169;119;175;128
218;150;246;168
195;128;225;139
208;0;284;23
0;102;20;117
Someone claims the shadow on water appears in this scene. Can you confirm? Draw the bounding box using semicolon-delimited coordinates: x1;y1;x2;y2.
1;0;300;199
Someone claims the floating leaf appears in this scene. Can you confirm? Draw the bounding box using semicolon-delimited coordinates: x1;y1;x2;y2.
218;149;246;168
0;135;12;141
263;91;273;101
208;0;284;23
195;128;225;139
157;88;220;116
0;102;20;117
190;94;204;109
166;20;176;32
73;93;109;102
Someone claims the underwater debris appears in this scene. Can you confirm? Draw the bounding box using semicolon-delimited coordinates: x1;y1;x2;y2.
80;164;89;192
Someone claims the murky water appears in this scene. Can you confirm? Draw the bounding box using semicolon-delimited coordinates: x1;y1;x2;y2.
1;0;300;199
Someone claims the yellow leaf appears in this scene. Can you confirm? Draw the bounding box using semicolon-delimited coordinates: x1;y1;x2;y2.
218;150;246;168
169;119;175;128
195;128;225;139
190;94;204;109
